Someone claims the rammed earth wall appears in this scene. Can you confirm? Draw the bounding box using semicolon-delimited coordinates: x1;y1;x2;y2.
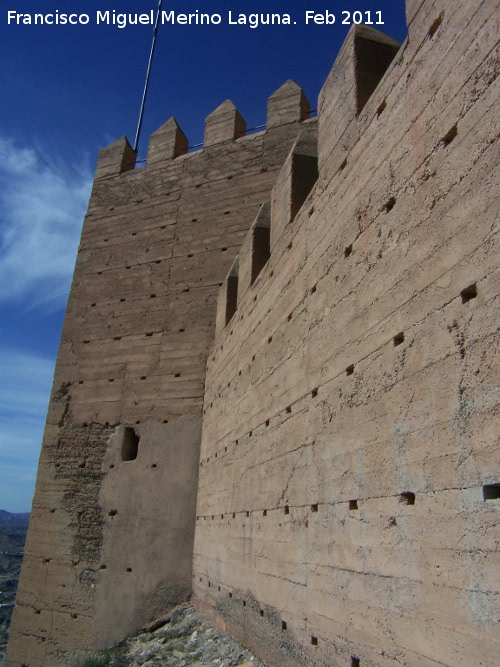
192;1;499;666
6;0;499;665
6;85;316;666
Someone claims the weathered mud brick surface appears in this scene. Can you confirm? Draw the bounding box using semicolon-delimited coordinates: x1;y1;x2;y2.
7;0;499;665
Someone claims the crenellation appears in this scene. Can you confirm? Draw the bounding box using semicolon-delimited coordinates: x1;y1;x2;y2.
147;116;188;164
266;80;311;129
93;135;136;180
204;99;247;147
7;1;499;665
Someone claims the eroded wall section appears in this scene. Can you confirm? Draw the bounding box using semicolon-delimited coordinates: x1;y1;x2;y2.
6;87;317;667
193;3;499;666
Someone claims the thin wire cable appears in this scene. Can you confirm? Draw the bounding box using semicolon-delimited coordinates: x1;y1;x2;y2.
133;0;163;155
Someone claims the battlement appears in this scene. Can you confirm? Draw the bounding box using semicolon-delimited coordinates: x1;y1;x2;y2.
94;79;314;179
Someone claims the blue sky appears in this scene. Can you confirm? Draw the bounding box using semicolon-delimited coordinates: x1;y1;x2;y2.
0;0;407;512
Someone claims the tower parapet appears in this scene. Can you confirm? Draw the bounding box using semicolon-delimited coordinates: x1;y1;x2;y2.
204;99;247;147
94;135;136;179
147;117;189;164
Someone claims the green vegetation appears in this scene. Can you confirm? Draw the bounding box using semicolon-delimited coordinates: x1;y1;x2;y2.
81;653;112;667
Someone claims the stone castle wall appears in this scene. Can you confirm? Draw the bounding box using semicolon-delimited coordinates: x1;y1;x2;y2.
192;1;499;665
7;0;499;665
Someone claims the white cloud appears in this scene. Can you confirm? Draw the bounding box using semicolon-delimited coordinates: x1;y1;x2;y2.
0;346;55;513
0;135;93;309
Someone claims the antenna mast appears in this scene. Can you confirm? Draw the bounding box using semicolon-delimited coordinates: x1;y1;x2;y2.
133;0;163;155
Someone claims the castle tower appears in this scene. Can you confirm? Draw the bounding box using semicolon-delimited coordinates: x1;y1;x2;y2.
6;88;316;667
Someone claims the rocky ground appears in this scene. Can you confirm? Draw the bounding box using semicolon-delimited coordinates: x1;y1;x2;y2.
75;604;267;667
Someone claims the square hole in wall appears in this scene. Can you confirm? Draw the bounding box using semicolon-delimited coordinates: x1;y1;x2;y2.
483;484;500;501
441;124;458;146
311;636;318;646
393;332;404;346
461;283;477;303
351;658;360;667
349;499;359;510
400;492;415;505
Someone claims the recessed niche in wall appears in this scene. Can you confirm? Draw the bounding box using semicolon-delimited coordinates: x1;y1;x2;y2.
349;499;359;510
377;99;387;117
400;492;415;505
346;364;355;376
311;636;318;646
461;283;477;303
121;427;139;462
384;197;396;213
281;621;287;631
284;505;290;515
351;658;360;667
393;332;404;346
442;124;457;145
344;244;353;258
483;484;500;501
428;11;443;37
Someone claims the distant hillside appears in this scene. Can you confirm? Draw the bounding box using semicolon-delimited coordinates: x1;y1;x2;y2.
0;510;29;665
